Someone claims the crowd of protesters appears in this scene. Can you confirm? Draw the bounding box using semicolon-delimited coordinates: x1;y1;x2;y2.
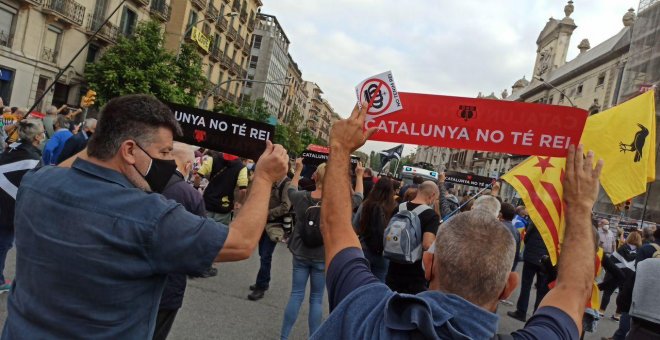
0;93;657;340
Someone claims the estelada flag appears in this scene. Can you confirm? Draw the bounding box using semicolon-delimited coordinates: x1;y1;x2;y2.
587;248;604;311
581;90;656;204
501;156;566;264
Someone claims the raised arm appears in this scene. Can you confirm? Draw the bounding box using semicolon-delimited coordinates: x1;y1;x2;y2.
291;157;303;188
321;104;376;270
537;144;603;334
215;141;288;262
354;162;364;195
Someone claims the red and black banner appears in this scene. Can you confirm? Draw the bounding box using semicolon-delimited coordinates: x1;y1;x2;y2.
167;103;274;160
445;171;495;189
366;92;588;157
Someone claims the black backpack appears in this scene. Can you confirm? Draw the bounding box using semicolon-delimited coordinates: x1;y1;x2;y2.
300;193;323;248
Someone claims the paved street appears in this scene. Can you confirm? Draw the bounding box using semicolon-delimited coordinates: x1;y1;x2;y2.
0;244;619;339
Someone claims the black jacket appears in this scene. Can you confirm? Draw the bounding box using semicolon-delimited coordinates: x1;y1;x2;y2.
159;171;207;310
0;141;41;231
522;222;549;265
203;158;245;214
56;131;89;164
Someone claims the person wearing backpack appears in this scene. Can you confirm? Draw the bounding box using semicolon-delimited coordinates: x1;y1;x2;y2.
352;177;397;282
280;159;326;340
247;174;291;301
384;181;440;294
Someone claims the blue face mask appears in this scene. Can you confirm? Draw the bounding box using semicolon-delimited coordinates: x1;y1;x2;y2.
133;143;177;193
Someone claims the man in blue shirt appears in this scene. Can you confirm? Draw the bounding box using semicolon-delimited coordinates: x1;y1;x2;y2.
2;94;289;339
313;102;604;339
41;115;72;165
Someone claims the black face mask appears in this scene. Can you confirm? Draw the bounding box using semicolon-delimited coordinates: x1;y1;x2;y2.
134;143;177;193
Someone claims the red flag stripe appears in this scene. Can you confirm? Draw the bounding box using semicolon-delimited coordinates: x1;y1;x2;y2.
540;181;563;219
514;175;560;250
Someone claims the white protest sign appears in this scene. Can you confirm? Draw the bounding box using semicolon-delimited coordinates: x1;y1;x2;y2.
354;71;403;122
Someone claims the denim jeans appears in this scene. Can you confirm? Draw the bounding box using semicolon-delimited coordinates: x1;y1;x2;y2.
0;229;14;283
280;257;325;340
255;232;277;289
363;247;389;283
515;261;549;315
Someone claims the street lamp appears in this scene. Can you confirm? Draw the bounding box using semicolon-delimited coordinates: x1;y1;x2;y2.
533;75;576;107
176;12;238;60
200;77;290;109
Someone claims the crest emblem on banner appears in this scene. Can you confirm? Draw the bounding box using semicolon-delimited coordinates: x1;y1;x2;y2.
458;105;477;122
194;129;207;143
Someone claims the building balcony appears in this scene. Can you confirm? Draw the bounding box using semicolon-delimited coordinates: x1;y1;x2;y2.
206;5;219;19
231;62;241;75
130;0;149;7
209;47;223;63
220;55;231;70
43;0;86;26
240;10;247;24
216;17;228;32
241;69;247;79
85;16;118;44
311;95;322;103
247;18;255;32
243;39;251;51
234;34;243;48
149;2;171;22
41;47;58;63
231;0;240;12
309;105;320;114
190;0;206;10
228;61;238;75
0;31;13;48
241;43;250;55
322;115;331;124
17;0;43;6
226;27;237;41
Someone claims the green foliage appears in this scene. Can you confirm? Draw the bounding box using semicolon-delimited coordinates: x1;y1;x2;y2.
85;20;209;107
214;99;270;123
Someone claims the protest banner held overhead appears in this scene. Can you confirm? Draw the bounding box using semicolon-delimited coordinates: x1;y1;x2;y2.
167;102;274;160
444;171;495;189
365;92;588;157
355;71;403;121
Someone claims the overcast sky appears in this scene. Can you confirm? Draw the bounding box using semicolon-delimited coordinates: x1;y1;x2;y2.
263;0;638;156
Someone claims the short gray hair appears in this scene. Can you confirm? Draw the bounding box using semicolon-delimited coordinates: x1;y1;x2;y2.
472;195;501;217
17;119;44;142
83;118;97;130
46;106;58;115
434;210;515;306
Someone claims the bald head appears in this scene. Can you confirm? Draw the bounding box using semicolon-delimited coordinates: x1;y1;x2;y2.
172;142;195;178
433;210;515;308
412;181;439;205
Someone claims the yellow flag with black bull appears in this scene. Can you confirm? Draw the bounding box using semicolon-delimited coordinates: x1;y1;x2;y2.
581;90;656;205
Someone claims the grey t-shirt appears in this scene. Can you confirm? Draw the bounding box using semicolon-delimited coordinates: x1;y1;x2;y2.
630;258;660;324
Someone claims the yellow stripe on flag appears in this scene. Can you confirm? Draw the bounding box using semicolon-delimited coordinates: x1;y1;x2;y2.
502;156;566;265
581;90;656;204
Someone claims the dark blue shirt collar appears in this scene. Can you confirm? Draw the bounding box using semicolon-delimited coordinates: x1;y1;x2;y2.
72;158;136;189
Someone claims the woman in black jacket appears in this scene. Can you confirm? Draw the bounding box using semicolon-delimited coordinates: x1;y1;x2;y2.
352;177;397;282
598;231;642;319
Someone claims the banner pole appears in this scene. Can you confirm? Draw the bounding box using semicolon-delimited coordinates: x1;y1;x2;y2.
440;182;494;222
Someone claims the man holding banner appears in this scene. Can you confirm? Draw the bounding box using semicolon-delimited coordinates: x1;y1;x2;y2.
2;94;290;339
